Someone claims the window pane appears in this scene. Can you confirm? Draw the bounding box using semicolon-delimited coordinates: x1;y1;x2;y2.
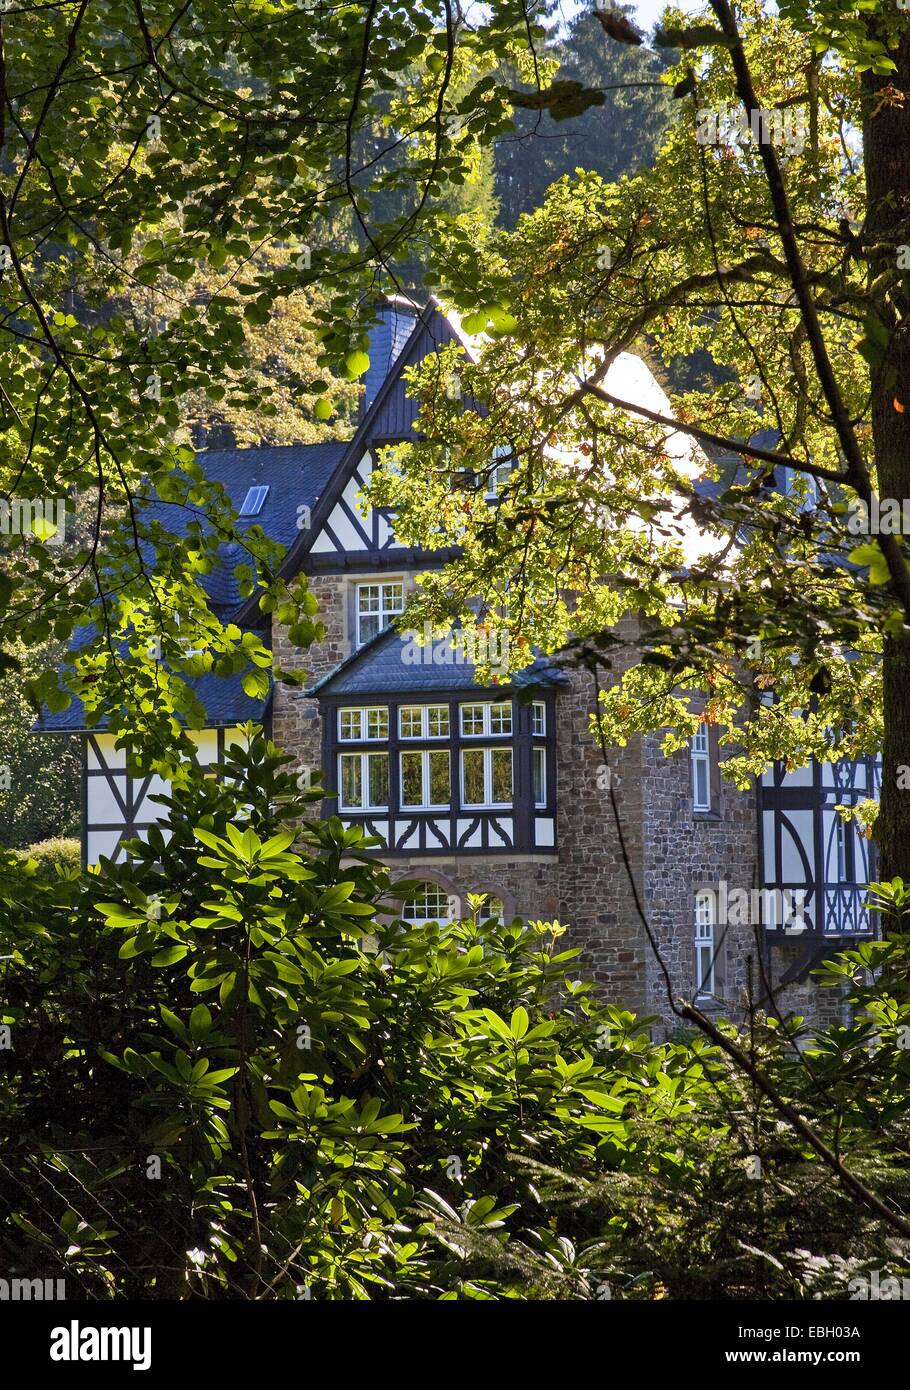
399;706;422;738
400;751;423;807
357;585;381;646
491;748;513;804
533;747;546;806
462;749;485;805
461;704;485;736
532;702;546;736
695;892;714;932
479;896;505;922
339;709;361;741
367;753;388;808
490;702;512;735
358;613;380;644
427;705;450;737
692;724;709;754
429;750;450;806
382;582;405;614
694;759;709;809
367;708;388;740
403;884;452;922
340;754;362;808
697;943;714;995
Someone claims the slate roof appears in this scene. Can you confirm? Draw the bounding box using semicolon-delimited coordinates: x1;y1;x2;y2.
34;620;273;732
361;298;418;412
33;442;346;733
143;440;347;615
310;624;570;697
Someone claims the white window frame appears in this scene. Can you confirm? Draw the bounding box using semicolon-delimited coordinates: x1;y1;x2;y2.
532;746;547;808
485;444;514;500
355;580;405;647
399;748;451;811
461;746;513;809
691;725;712;812
531;701;546;736
402;883;458;925
460;701;512;738
398;704;450;739
694;891;716;998
338;706;389;742
337;751;389;812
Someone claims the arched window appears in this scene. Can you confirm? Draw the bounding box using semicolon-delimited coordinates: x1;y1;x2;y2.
401;882;458;925
477;895;506;923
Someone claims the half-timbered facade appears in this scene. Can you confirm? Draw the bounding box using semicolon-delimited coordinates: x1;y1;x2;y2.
36;295;878;1030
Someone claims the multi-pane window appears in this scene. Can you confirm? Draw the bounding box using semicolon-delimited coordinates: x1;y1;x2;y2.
460;701;512;737
356;581;404;646
532;701;546;736
338;751;389;811
338;707;389;742
400;749;451;809
478;895;506;923
691;724;711;811
403;883;456;924
694;891;716;998
398;704;450;739
485;445;514;500
532;747;547;807
462;747;513;807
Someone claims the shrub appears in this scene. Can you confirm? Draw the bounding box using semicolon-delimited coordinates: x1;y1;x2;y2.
0;729;906;1301
15;836;81;875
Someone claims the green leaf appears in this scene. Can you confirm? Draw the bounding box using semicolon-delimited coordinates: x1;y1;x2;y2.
510;1005;529;1039
151;944;190;966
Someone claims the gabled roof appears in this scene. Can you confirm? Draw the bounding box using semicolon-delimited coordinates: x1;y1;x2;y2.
232;296;474;622
309;624;569;698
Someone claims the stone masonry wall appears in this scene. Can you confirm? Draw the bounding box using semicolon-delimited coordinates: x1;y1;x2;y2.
552;665;650;1017
641;728;759;1036
271;574;350;781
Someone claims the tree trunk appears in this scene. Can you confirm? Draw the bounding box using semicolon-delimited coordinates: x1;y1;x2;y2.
864;23;910;881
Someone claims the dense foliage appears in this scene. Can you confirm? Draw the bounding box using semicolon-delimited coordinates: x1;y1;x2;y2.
1;731;908;1299
0;641;80;848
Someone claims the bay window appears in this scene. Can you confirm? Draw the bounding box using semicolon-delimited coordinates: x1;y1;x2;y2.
399;704;450;739
460;701;512;737
339;706;388;741
400;749;451;809
338;750;389;811
462;746;513;808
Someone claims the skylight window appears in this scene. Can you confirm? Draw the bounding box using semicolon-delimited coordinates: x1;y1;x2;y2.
239;484;269;516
